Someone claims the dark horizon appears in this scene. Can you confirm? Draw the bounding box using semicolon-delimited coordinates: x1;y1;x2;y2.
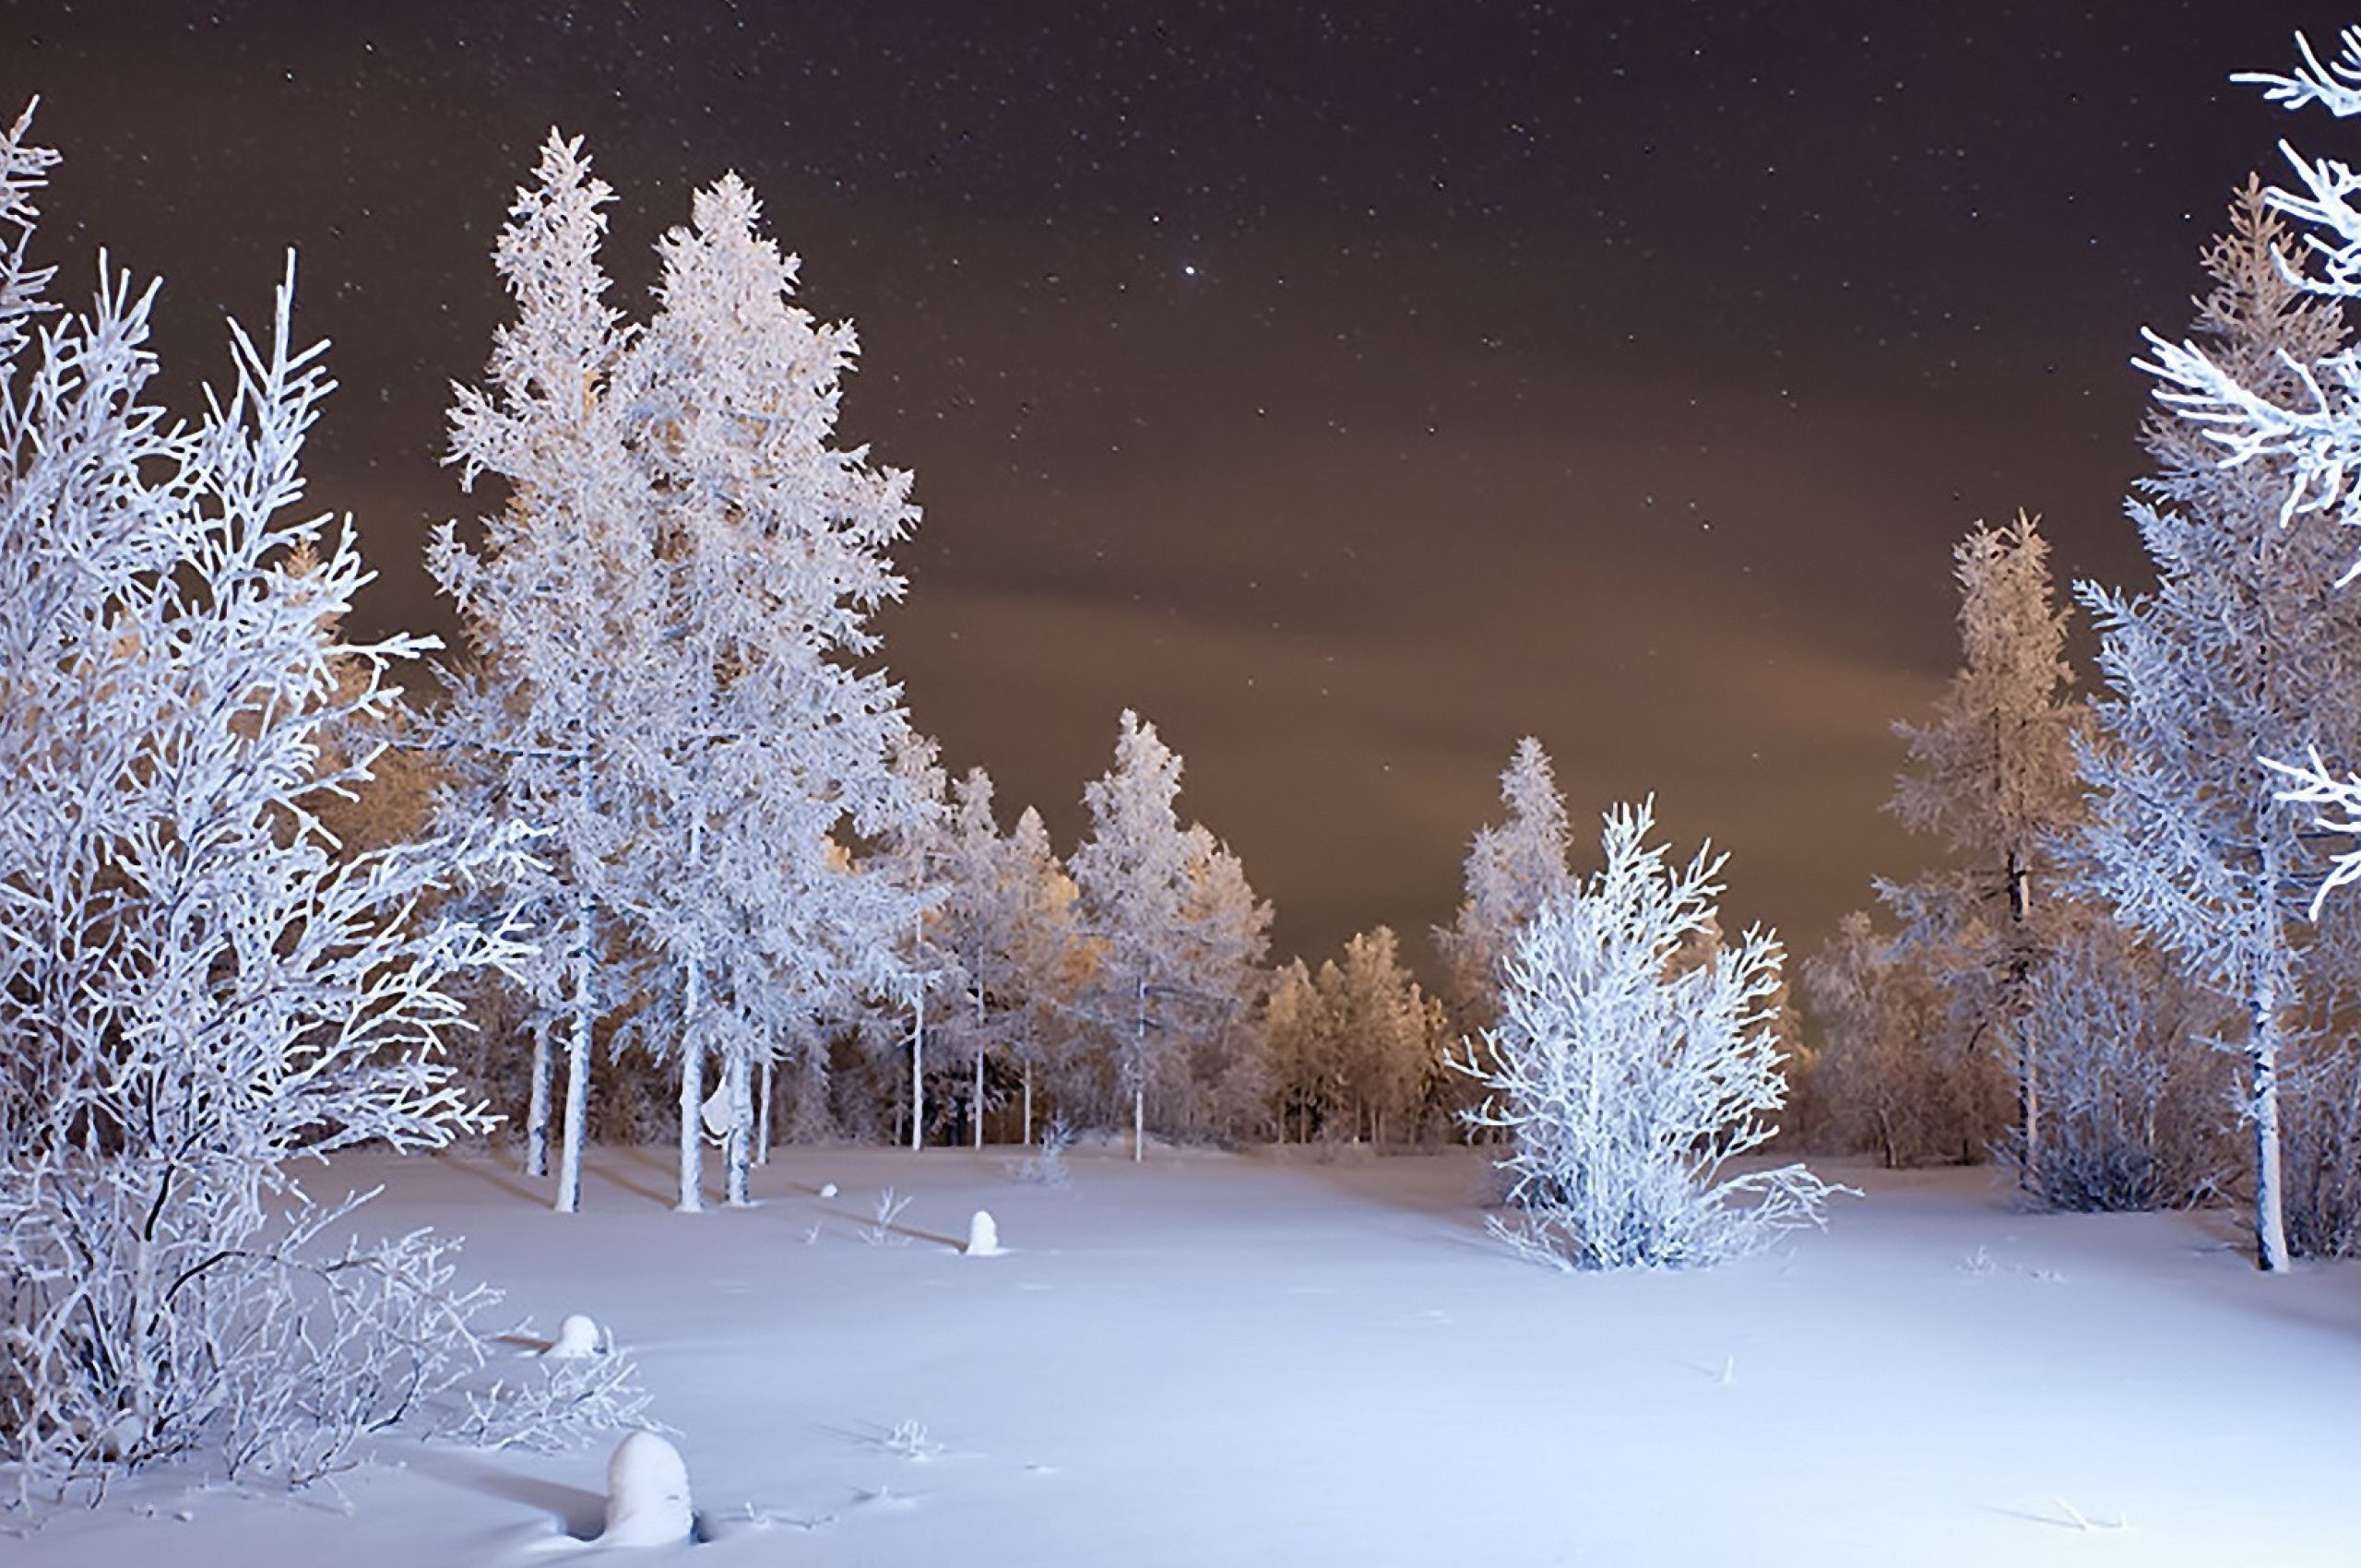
6;1;2355;977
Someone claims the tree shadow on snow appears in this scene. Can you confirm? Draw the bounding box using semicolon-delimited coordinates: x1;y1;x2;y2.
431;1149;547;1206
406;1447;607;1540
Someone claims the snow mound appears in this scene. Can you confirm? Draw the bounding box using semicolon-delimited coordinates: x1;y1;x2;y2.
544;1313;599;1360
602;1430;694;1547
964;1210;1003;1256
818;1182;838;1198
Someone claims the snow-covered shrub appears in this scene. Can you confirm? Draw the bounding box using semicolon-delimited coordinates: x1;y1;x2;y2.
0;108;641;1503
2012;920;2232;1211
1013;1113;1076;1186
1451;801;1843;1270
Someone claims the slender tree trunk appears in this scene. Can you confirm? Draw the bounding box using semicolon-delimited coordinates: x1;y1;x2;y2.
910;985;925;1152
676;965;704;1215
1132;974;1148;1162
2251;968;2292;1272
756;1057;774;1164
524;1019;552;1177
973;978;988;1149
724;1048;752;1206
2006;849;2038;1196
1022;1063;1034;1146
555;904;594;1215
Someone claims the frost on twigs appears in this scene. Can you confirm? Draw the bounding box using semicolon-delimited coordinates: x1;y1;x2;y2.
1451;800;1845;1270
0;107;637;1506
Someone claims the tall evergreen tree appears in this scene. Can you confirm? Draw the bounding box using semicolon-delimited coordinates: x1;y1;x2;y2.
1882;514;2087;1188
1433;737;1573;1036
1070;710;1270;1158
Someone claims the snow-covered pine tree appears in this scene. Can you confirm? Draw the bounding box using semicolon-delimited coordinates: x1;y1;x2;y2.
1451;800;1838;1269
0;108;604;1495
1262;958;1328;1143
997;803;1086;1145
1169;825;1274;1140
1433;737;1573;1037
1312;927;1434;1146
430;133;649;1212
1880;514;2087;1189
930;768;1086;1146
2079;178;2361;1270
1069;710;1270;1158
622;168;928;1203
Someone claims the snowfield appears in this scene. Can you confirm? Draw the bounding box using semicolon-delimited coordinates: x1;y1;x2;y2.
11;1144;2359;1566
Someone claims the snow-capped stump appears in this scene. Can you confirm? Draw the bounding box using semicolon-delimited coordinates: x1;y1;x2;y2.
545;1313;600;1360
602;1431;694;1548
964;1210;1003;1256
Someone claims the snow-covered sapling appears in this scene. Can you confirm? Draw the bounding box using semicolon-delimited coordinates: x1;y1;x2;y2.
1451;800;1844;1269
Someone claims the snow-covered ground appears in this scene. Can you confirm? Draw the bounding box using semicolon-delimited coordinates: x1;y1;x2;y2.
13;1144;2359;1565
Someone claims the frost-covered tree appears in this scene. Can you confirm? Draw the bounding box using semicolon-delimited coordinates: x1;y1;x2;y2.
1069;710;1270;1157
1880;514;2087;1186
1799;912;1995;1169
432;135;927;1206
429;133;648;1212
930;769;1086;1146
0;109;637;1498
1309;928;1438;1146
1434;737;1573;1035
2080;179;2361;1270
995;804;1087;1144
624;172;927;1202
1451;800;1840;1269
2014;916;2231;1212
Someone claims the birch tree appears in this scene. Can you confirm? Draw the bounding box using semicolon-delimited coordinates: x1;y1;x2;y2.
2079;179;2361;1270
0;109;639;1497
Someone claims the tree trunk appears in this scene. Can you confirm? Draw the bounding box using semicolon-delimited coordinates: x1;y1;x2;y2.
1132;975;1147;1162
555;907;594;1215
675;984;703;1215
724;1048;753;1206
909;985;925;1152
552;992;590;1208
524;1019;552;1178
756;1057;774;1164
2007;849;2038;1196
2251;970;2292;1272
973;977;988;1149
1022;1063;1034;1147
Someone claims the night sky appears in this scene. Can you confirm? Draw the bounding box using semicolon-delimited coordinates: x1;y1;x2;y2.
6;2;2355;974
